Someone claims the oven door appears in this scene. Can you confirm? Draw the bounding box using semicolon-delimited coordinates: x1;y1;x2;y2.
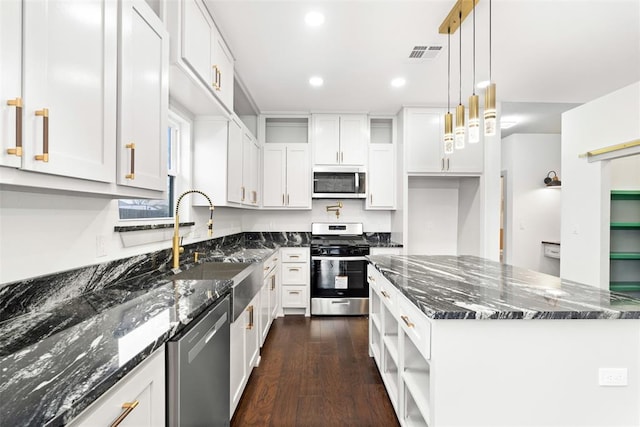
310;256;369;298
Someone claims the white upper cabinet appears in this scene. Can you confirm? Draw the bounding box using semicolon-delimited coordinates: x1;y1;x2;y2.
0;0;21;169
117;0;169;192
227;117;244;204
367;117;396;210
262;144;310;209
242;130;259;206
312;114;367;166
404;108;483;175
164;0;234;115
21;0;118;182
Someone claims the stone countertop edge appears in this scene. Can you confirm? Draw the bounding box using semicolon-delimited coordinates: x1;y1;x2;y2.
367;254;640;321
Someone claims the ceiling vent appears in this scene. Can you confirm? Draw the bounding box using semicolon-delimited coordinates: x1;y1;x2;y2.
408;45;443;61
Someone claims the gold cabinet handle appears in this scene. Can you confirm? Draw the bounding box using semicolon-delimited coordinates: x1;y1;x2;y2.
336;151;339;163
401;315;415;328
6;98;22;157
217;67;222;91
125;143;135;179
194;251;200;263
289;267;300;271
370;194;373;204
289;255;300;258
110;401;139;427
212;65;221;90
252;190;257;204
367;275;375;282
289;290;300;294
380;290;390;299
270;275;276;290
341;151;344;163
441;158;445;171
34;108;49;162
241;186;245;201
246;305;254;329
282;193;285;206
446;158;450;171
287;194;290;206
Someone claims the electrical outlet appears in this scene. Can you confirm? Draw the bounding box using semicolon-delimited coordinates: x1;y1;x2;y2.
96;235;107;258
599;368;628;386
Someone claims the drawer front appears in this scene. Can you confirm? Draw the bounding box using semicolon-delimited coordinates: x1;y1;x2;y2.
282;263;309;284
282;286;307;307
398;293;431;360
280;248;309;263
368;264;397;314
262;252;278;277
543;244;561;259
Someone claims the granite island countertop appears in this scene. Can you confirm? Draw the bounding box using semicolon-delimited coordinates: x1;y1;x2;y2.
0;243;282;426
367;254;640;320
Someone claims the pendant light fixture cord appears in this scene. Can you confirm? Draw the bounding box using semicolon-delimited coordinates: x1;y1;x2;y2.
489;0;492;82
447;27;451;112
459;10;462;105
472;1;476;95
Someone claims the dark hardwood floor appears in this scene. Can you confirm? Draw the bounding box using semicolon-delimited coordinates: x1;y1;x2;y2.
231;316;400;427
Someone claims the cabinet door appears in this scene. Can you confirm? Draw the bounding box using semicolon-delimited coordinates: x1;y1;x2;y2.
447;134;484;173
117;0;168;191
340;114;367;166
245;296;260;372
68;347;165;427
0;0;21;169
312;114;340;165
263;144;286;207
230;312;246;414
180;0;214;89
285;145;311;208
269;269;279;320
241;131;258;205
405;109;443;173
227;118;243;204
22;0;117;182
259;281;270;347
367;144;395;209
212;30;234;110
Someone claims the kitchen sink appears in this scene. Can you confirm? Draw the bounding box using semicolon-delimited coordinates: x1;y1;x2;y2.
172;262;262;322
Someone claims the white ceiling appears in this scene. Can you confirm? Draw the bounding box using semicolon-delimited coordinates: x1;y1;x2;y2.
208;0;640;116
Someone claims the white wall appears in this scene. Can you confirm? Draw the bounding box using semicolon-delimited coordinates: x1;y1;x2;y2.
561;81;640;288
501;133;561;276
0;189;244;284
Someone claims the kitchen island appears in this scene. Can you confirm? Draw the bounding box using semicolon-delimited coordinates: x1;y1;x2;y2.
367;255;640;427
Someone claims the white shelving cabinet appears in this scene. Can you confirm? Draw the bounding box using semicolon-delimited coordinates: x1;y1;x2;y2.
312;114;367;166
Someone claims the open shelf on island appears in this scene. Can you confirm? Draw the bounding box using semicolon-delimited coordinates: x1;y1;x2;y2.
610;252;640;260
610;282;640;293
610;190;640;293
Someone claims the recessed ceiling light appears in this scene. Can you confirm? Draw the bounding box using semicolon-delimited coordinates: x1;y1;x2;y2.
305;11;324;27
391;77;406;88
477;80;491;89
309;76;324;87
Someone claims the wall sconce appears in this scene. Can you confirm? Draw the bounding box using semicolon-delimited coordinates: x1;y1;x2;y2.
544;171;561;187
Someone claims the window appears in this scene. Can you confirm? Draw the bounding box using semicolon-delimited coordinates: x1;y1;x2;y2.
118;121;181;220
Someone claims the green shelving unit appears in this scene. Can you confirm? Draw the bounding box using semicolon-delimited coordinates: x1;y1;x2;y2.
610;191;640;293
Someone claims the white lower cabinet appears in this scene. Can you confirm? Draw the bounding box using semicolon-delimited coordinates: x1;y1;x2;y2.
368;264;432;426
259;251;280;347
68;347;165;427
280;248;310;316
230;291;260;417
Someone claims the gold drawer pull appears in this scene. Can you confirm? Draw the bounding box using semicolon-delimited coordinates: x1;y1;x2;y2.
401;315;415;328
289;290;300;294
110;400;139;427
367;275;375;282
380;290;390;299
271;275;276;290
125;143;135;179
289;255;300;258
34;108;49;162
241;186;245;201
246;305;254;329
6;98;22;157
289;267;300;271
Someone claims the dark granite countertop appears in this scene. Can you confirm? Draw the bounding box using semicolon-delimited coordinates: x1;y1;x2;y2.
367;255;640;320
0;241;283;426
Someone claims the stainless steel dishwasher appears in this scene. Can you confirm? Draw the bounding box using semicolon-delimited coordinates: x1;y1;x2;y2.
167;295;230;427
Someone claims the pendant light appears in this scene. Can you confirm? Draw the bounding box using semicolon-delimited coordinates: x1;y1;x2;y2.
444;27;454;154
454;9;465;150
484;0;497;136
468;1;480;143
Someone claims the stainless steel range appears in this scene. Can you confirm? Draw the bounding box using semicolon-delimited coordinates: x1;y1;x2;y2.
310;222;370;315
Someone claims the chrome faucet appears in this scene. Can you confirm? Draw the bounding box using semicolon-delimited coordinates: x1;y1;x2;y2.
172;190;215;270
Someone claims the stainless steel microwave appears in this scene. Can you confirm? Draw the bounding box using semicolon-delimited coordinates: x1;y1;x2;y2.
312;168;366;199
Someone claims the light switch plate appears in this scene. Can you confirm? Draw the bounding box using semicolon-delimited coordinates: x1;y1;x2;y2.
599;368;628;386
